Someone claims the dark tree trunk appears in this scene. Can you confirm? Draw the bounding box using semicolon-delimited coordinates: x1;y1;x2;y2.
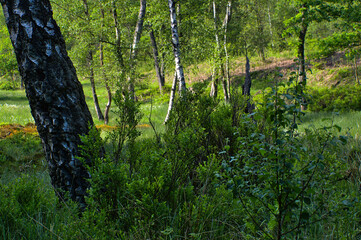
298;22;308;85
243;56;253;113
149;27;165;94
297;7;308;110
1;0;93;207
354;55;359;85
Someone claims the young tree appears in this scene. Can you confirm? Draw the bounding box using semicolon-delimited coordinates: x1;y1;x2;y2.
149;26;165;94
284;0;337;109
81;0;104;121
128;0;147;100
1;0;94;207
165;0;187;123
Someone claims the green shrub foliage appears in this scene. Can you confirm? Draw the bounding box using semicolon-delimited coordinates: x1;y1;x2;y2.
1;80;361;239
308;85;361;112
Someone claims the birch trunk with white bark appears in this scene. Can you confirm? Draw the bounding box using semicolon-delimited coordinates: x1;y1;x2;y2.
168;0;186;94
128;0;146;99
1;0;94;208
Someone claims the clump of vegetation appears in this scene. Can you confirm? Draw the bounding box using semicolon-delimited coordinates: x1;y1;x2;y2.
308;85;361;112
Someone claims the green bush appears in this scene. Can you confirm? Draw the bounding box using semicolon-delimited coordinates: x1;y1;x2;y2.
308;85;361;112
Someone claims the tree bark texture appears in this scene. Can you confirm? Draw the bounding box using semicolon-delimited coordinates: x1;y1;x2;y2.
149;27;165;94
1;0;93;207
165;71;177;123
128;0;146;99
168;0;186;94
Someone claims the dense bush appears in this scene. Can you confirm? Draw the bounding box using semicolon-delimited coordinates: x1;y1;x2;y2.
308;85;361;112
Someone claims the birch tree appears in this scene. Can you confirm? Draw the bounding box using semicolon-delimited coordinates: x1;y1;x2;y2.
0;0;94;207
165;0;187;123
128;0;146;100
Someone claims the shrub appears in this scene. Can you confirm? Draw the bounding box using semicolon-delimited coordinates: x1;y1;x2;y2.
308;85;361;112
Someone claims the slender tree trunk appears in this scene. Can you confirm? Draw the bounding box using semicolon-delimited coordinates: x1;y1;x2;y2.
1;0;94;207
112;0;125;69
128;0;146;99
210;1;220;99
165;71;177;123
83;0;104;121
268;5;274;48
211;1;229;102
88;51;104;121
100;8;111;124
298;23;308;85
243;55;253;113
149;27;165;94
354;55;359;85
100;44;112;124
297;6;308;110
222;1;232;102
210;67;218;98
169;0;187;94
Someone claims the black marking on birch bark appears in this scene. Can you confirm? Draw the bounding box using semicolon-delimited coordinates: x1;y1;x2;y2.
1;0;93;208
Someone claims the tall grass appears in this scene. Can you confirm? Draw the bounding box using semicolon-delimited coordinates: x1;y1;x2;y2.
300;111;361;138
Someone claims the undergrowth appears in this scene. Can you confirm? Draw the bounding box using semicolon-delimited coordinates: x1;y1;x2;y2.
0;79;360;239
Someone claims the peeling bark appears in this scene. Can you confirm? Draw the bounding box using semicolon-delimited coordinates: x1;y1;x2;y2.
1;0;93;207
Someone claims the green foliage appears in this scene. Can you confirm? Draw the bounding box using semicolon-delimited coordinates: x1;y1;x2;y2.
308;85;361;112
221;78;356;239
0;172;78;240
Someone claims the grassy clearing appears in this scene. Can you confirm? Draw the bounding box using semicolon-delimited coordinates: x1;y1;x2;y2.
300;111;361;138
0;90;33;125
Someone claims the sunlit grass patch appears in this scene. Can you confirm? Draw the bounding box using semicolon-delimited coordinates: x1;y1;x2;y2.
299;111;361;138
